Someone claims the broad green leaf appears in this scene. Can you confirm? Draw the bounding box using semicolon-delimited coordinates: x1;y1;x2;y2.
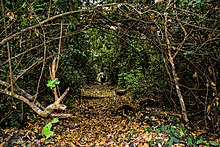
41;123;54;139
188;1;193;6
167;129;171;135
209;141;219;146
45;130;54;140
42;123;52;133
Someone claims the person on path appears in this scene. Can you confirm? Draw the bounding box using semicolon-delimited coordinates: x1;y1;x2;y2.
98;71;106;85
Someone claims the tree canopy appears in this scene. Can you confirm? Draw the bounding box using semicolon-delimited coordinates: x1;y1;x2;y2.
0;0;219;145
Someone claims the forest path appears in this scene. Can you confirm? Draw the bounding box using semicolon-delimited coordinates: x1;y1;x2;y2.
3;84;218;146
0;84;181;146
75;84;133;117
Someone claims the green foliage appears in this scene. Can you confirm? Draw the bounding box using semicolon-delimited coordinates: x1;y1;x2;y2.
41;118;59;140
0;0;219;140
21;18;28;26
187;136;193;145
196;136;203;145
209;141;219;146
182;51;193;57
149;137;154;146
144;124;218;146
47;78;60;90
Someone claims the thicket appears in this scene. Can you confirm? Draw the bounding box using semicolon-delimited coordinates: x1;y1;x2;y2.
0;0;219;134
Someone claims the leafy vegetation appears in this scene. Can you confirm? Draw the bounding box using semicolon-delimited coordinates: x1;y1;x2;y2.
0;0;219;146
41;118;59;140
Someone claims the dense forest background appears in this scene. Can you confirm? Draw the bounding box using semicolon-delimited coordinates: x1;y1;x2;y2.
0;0;219;145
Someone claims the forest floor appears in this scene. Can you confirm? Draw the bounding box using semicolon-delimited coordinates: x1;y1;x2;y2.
0;84;219;146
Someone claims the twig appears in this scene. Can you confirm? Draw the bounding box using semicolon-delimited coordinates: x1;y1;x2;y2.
56;22;62;73
48;0;52;18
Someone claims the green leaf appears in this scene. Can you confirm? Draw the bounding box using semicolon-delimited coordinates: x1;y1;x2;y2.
209;141;219;146
173;131;180;138
156;139;163;143
45;130;54;140
54;81;60;85
67;23;76;31
127;135;131;142
196;0;201;4
51;118;59;124
157;4;164;10
41;119;59;140
187;137;193;145
144;127;148;133
22;18;28;26
76;13;81;20
147;127;153;132
183;51;193;56
188;1;193;6
170;125;175;134
161;124;167;133
166;137;174;147
42;123;52;133
41;123;54;140
47;79;60;89
173;137;179;143
167;129;171;135
155;128;161;134
201;4;206;13
196;136;203;145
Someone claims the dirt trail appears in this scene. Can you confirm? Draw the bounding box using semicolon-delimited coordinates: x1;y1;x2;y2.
1;84;191;146
76;84;132;116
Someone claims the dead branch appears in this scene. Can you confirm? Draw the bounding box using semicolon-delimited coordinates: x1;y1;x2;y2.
0;80;71;118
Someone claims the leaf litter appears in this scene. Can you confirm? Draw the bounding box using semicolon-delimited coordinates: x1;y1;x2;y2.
0;84;219;146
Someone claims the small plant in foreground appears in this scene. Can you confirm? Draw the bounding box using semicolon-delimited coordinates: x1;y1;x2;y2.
41;118;59;140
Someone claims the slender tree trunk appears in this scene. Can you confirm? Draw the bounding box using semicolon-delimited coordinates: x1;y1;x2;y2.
169;57;188;122
164;1;188;122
